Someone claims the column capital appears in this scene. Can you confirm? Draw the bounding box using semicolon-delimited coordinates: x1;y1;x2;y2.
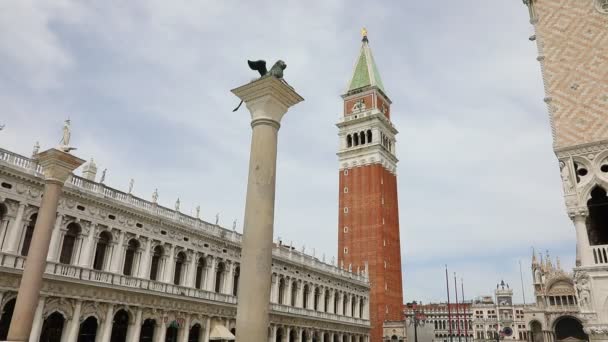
231;76;303;126
568;207;589;220
34;148;85;184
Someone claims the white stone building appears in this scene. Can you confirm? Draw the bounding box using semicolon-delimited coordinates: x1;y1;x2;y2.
0;147;370;342
471;283;527;342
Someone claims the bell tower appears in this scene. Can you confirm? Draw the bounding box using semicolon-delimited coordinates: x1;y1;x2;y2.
337;29;404;342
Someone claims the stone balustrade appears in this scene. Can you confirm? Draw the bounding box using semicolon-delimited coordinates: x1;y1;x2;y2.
591;244;608;265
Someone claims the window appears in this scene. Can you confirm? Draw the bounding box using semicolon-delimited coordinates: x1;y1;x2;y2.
343;207;349;214
278;278;286;304
123;239;139;276
367;130;372;143
195;257;206;289
313;287;320;311
343;294;348;315
233;266;240;296
59;223;81;264
214;262;226;293
149;245;164;281
344;226;349;233
343;169;348;176
20;213;38;256
303;284;310;309
360;131;366;144
343;187;348;193
291;281;298;306
324;290;330;312
93;231;112;270
344;247;348;254
346;135;352;148
173;252;186;285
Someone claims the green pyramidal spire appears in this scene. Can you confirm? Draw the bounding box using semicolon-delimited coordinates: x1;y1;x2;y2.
345;29;386;94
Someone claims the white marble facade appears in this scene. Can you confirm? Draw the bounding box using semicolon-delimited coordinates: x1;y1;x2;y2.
0;147;370;342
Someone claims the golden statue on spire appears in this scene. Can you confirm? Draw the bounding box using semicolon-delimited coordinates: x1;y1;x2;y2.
361;27;368;38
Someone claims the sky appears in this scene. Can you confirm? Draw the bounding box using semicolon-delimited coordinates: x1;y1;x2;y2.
0;0;576;303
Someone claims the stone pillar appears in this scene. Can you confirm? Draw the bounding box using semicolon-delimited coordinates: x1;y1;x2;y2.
232;76;303;342
270;325;277;342
78;223;97;267
570;209;593;266
179;315;191;342
156;318;167;342
128;308;143;341
28;297;46;342
203;317;211;342
110;230;126;273
46;213;64;262
296;282;304;308
286;280;293;306
271;275;278;303
225;261;235;294
65;300;82;342
206;258;217;292
164;245;176;283
187;251;198;287
3;202;26;254
7;149;84;342
319;288;326;312
139;238;153;278
328;290;335;314
99;303;115;342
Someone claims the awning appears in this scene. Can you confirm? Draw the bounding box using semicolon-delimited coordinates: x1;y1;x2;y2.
209;323;235;341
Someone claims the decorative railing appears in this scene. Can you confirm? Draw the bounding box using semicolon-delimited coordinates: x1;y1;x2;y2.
0;252;367;325
270;303;369;326
592;245;608;265
0;147;369;285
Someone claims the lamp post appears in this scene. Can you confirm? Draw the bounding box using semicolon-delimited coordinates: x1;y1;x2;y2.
406;301;427;342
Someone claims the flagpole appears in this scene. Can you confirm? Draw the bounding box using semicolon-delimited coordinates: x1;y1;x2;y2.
461;278;468;342
446;265;453;342
454;272;462;342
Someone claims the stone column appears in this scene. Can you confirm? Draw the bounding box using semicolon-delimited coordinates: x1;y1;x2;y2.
78;223;97;267
269;325;277;342
319;288;326;312
179;315;191;342
28;297;46;342
139;238;153;278
232;76;303;342
570;209;593;266
202;317;211;342
164;244;176;283
271;275;278;303
46;213;64;262
110;230;126;273
187;251;198;287
128;308;143;341
225;261;235;294
65;300;82;342
286;279;293;306
206;258;217;292
3;202;26;254
7;149;84;341
155;317;167;342
296;282;304;308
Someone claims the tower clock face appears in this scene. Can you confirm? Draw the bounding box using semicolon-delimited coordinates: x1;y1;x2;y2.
503;327;513;336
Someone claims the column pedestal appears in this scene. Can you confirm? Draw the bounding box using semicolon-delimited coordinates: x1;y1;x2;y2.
232;76;303;342
7;149;84;342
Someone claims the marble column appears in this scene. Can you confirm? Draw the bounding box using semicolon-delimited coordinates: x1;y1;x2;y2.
110;230;126;273
179;315;191;342
99;303;115;342
296;282;304;308
286;280;293;306
232;76;303;342
46;213;65;262
270;325;277;342
128;308;143;341
187;251;198;287
8;149;84;341
570;209;593;266
139;238;153;278
225;261;235;294
3;202;26;254
65;300;82;342
206;258;217;292
28;297;46;342
78;223;96;267
271;275;279;303
164;245;176;283
203;317;211;342
156;318;167;342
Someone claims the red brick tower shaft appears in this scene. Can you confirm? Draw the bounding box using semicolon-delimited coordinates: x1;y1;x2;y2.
337;30;404;342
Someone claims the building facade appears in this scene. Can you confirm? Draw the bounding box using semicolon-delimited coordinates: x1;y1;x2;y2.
403;302;473;342
471;282;527;342
522;0;608;340
337;31;404;342
0;147;370;342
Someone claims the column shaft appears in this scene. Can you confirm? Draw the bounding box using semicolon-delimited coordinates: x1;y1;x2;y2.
8;183;62;341
78;223;96;267
28;297;46;342
65;300;82;342
99;304;115;342
46;214;64;262
203;317;211;342
164;245;176;283
4;203;26;253
139;238;153;278
187;252;198;287
110;230;126;273
128;308;143;341
573;214;593;266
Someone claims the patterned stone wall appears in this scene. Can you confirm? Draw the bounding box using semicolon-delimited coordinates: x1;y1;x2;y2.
530;0;608;149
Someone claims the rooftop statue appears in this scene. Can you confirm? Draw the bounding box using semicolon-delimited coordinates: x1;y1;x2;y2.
232;59;287;112
59;119;77;152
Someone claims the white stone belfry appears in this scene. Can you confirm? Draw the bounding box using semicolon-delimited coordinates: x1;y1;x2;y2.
231;75;303;342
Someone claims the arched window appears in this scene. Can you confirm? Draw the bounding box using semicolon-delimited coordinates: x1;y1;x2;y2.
174;251;186;285
214;262;225;293
334;293;339;313
291;281;298;306
313;287;320;311
20;213;37;256
233;266;240;296
110;309;130;342
342;294;348;315
149;245;164;281
40;312;65;341
123;239;139;276
0;298;16;340
195;257;206;289
303;284;309;309
587;186;608;245
324;290;330;312
278;278;286;304
347;135;352;148
354;134;359;146
359;298;364;318
351;297;356;317
78;316;98;341
59;223;81;264
367;130;372;143
141;319;155;341
93;231;112;271
360;131;366;144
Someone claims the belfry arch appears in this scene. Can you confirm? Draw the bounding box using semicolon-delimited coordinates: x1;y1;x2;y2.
587;186;608;245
